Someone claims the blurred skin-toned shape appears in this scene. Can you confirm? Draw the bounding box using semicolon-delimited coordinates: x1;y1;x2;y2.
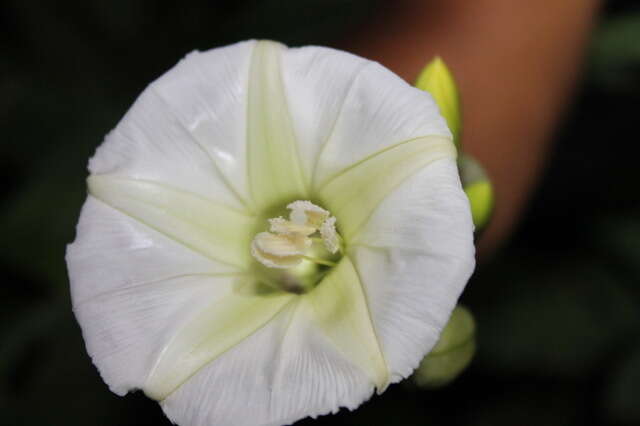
343;0;602;257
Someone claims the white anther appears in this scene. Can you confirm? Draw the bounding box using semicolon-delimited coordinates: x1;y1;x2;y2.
250;232;309;269
269;217;316;236
319;216;339;254
287;200;329;228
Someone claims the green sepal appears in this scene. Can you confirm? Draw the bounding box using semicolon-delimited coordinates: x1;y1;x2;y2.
413;305;476;388
458;154;494;231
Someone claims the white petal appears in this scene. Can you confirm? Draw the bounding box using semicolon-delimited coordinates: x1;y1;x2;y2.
246;41;309;209
279;46;450;190
279;46;368;182
67;197;241;395
90;40;255;212
161;299;375;426
88;175;255;268
317;135;455;241
279;47;471;386
349;158;476;383
304;257;388;389
144;291;295;400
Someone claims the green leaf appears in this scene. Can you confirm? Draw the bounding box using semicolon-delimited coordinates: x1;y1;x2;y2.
589;13;640;93
475;258;640;376
604;344;640;424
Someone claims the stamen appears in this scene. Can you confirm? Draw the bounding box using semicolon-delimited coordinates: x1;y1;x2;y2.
269;217;316;236
319;216;339;254
251;200;341;273
250;232;308;269
287;200;329;228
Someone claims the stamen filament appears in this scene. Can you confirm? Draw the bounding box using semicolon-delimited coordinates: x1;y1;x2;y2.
335;233;345;254
302;255;338;267
311;235;345;254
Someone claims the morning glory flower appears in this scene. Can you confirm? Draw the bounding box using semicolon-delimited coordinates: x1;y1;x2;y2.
66;40;475;426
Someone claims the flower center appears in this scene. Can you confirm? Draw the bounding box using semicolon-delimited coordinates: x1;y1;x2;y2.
250;200;342;293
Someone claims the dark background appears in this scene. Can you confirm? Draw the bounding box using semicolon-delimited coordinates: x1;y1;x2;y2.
2;1;640;425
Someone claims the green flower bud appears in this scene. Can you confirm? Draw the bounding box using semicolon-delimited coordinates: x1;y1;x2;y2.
415;57;462;148
413;305;476;388
458;154;494;231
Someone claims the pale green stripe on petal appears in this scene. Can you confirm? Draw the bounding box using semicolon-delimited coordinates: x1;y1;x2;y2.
247;40;308;210
317;136;456;242
88;175;254;269
304;257;389;389
144;291;295;400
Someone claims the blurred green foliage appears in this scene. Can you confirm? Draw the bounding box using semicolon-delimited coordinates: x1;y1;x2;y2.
1;1;640;425
590;12;640;92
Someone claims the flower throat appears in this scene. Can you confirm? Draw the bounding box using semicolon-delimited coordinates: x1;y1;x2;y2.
250;200;342;293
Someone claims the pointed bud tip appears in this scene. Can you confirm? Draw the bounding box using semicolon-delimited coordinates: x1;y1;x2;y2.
415;56;461;148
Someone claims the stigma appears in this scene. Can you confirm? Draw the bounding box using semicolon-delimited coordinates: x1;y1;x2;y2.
251;201;340;269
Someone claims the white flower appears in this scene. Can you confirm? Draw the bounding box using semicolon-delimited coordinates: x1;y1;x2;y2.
66;40;475;426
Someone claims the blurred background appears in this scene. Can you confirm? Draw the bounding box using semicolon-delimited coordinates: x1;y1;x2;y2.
1;1;639;425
